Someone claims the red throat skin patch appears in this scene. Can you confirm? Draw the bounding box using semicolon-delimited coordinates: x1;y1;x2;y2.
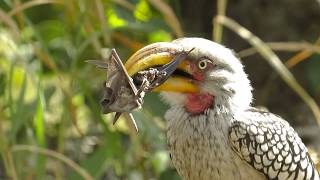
185;93;214;114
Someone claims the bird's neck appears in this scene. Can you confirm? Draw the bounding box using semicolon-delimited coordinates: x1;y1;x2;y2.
213;94;248;115
185;93;214;114
160;92;245;116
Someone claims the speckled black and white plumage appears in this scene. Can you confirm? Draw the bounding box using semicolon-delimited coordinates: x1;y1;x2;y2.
165;106;266;180
141;38;319;180
230;109;319;180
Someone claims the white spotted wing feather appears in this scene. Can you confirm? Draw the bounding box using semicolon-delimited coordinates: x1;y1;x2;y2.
229;109;320;180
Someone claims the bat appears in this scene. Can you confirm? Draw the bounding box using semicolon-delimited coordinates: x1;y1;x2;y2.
88;49;142;133
87;48;194;133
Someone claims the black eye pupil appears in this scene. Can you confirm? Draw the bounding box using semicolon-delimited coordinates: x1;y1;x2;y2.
200;61;206;68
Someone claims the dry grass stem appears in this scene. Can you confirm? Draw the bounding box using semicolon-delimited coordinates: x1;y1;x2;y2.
213;0;228;43
12;145;93;180
239;42;320;58
8;0;63;17
215;15;320;126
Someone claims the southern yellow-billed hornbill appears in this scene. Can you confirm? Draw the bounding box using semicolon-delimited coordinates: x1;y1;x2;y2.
125;38;319;180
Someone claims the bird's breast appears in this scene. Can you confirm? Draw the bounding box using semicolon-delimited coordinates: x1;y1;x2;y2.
165;107;265;180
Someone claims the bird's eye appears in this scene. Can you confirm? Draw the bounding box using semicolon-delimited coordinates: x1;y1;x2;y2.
198;60;208;70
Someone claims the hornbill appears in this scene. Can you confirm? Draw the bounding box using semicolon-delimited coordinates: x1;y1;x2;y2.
124;38;320;180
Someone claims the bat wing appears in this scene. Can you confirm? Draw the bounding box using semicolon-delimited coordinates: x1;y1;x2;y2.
86;60;108;69
107;49;139;95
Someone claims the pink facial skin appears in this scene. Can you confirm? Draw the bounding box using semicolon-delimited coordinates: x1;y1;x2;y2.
185;93;214;114
184;60;215;114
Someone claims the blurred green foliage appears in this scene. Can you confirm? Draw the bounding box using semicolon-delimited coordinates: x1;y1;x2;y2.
1;0;320;180
0;0;176;179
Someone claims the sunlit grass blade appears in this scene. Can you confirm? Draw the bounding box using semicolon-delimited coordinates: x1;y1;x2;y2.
34;87;46;147
213;0;228;43
215;15;320;126
11;71;27;142
34;82;46;179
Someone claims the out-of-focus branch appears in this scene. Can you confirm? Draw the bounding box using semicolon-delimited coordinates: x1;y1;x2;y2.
215;15;320;126
8;0;63;17
12;145;93;180
0;9;19;37
285;38;320;68
238;42;320;58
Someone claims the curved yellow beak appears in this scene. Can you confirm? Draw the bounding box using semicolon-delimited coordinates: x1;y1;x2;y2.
124;42;199;93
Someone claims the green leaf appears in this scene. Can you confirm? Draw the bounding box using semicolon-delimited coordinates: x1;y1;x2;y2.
148;30;172;43
106;8;128;28
34;83;47;179
34;83;46;146
134;0;152;22
10;70;27;141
